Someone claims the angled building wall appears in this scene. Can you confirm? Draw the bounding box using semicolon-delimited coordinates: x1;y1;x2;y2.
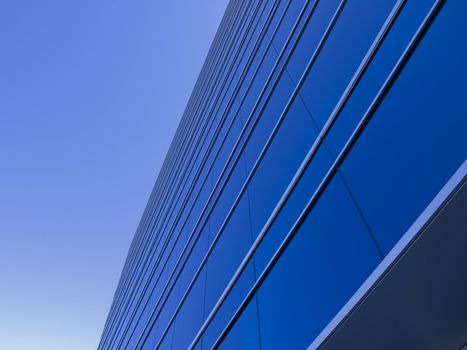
98;0;467;349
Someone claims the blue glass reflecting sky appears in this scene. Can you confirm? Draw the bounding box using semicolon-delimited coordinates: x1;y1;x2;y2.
0;1;227;349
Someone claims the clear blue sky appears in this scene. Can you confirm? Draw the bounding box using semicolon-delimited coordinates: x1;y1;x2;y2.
0;1;228;349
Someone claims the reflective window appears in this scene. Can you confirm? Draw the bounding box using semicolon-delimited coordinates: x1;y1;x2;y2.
340;0;467;253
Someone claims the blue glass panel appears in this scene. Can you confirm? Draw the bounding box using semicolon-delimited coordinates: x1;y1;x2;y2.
340;0;467;254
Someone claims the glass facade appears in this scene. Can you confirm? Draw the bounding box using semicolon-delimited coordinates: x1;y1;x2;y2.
98;0;467;349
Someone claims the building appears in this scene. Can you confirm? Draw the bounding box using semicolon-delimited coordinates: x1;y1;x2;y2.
98;0;467;349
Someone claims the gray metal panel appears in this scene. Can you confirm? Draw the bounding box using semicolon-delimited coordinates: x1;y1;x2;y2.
310;160;467;350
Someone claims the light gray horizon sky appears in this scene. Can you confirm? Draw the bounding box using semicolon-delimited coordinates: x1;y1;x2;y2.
0;1;228;349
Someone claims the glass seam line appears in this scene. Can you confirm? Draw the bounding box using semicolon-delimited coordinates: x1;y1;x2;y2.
263;25;386;264
99;3;245;344
265;27;385;260
135;0;317;348
113;1;286;349
239;107;264;350
111;2;272;349
209;1;444;348
97;0;247;348
336;170;384;258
